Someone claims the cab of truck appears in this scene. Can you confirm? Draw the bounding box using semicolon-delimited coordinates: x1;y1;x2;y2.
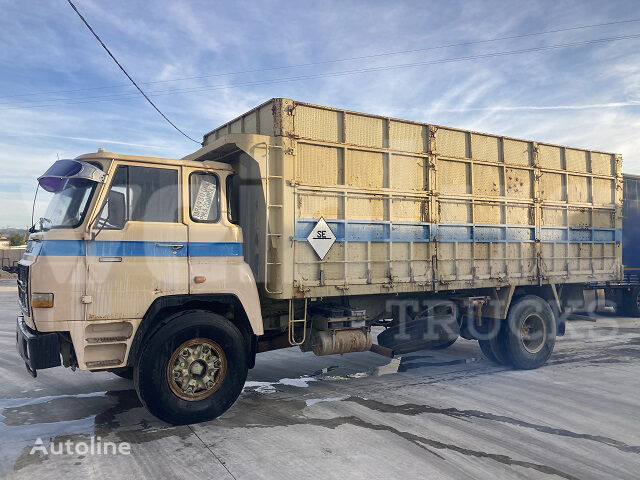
17;150;263;423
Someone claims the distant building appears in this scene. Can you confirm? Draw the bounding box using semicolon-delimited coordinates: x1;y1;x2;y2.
0;237;10;249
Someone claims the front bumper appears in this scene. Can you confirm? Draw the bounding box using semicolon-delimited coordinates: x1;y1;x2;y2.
16;316;61;377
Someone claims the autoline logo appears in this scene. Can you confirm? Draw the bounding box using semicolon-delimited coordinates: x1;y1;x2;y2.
30;436;131;456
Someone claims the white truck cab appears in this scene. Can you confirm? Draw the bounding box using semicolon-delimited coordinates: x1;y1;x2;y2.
17;150;262;424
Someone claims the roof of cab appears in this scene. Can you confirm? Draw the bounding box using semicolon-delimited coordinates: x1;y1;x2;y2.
74;149;233;171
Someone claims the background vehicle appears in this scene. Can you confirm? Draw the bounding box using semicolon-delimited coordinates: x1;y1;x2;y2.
589;174;640;315
16;99;623;424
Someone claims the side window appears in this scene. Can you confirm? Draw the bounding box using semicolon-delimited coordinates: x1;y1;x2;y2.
226;174;239;224
190;172;220;223
97;165;179;228
96;166;127;229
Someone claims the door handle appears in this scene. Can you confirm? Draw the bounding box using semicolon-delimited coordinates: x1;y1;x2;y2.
155;243;184;251
99;256;123;262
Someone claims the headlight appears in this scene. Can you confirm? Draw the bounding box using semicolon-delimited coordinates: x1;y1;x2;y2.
31;293;54;308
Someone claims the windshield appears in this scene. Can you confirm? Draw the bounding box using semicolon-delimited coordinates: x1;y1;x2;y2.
33;159;105;231
37;178;96;231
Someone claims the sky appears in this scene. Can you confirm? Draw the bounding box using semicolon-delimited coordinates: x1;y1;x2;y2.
1;0;640;227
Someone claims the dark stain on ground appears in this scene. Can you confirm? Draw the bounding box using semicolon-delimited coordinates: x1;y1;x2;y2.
13;444;50;472
13;432;95;472
310;415;581;480
342;396;640;454
593;327;640;335
547;337;640;367
12;422;193;472
548;354;628;366
399;354;436;361
9;389;194;472
94;389;144;428
398;359;472;371
2;390;142;427
216;393;580;480
607;347;640;357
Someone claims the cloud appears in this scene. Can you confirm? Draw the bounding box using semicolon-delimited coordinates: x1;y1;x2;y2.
1;0;640;226
2;131;173;150
437;102;640;112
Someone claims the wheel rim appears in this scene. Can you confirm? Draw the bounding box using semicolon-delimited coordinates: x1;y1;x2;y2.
520;313;546;354
167;338;227;401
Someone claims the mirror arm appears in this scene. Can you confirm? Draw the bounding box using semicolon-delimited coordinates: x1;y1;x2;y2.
91;212;110;241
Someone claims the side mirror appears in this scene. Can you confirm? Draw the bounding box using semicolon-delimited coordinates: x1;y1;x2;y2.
107;190;126;229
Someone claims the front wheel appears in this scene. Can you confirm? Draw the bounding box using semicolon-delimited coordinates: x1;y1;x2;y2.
502;295;556;370
134;310;248;425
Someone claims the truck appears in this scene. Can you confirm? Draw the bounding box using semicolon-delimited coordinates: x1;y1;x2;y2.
16;98;623;424
588;173;640;315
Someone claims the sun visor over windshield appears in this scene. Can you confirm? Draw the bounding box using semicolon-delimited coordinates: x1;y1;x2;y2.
38;159;106;192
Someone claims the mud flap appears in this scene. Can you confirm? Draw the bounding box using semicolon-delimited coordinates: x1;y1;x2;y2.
376;311;460;354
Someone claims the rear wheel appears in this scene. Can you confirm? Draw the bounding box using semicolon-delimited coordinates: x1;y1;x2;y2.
134;310;248;425
502;295;556;370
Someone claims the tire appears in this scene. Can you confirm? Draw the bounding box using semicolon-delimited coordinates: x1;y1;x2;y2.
478;339;498;363
111;367;133;380
478;318;511;366
477;318;510;365
624;287;640;317
134;310;248;425
502;295;556;370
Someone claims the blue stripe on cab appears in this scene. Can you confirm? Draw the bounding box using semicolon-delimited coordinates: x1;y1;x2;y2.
40;240;86;256
189;242;243;257
87;241;188;257
36;240;242;257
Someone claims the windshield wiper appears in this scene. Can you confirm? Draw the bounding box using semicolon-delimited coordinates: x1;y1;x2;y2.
39;217;52;231
29;217;52;233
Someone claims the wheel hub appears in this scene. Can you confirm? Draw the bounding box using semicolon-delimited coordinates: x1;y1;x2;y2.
520;314;546;354
167;338;226;401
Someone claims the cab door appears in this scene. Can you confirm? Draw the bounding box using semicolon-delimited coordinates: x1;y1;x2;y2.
183;167;243;295
86;162;188;320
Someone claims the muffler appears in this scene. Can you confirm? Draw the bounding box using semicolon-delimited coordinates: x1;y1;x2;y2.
309;329;372;356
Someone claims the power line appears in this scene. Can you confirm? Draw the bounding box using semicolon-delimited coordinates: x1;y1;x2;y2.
3;17;640;100
3;31;640;111
7;31;640;108
66;0;200;145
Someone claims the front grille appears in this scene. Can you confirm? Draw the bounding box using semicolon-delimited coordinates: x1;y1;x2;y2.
17;264;29;316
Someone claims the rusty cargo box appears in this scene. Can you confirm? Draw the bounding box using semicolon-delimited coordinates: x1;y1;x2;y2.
187;98;623;300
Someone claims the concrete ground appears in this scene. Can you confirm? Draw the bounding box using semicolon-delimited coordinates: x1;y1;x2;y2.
1;278;639;480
